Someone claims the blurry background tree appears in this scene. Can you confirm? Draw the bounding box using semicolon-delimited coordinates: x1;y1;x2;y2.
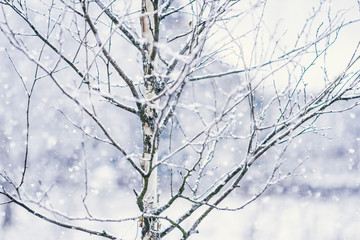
0;0;359;239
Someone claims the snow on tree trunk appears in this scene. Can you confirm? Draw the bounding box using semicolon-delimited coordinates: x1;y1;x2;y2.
140;0;160;239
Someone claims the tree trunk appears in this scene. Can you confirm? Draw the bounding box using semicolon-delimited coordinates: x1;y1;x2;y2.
140;0;160;239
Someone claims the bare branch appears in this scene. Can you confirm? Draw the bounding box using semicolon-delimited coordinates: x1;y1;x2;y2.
0;190;119;240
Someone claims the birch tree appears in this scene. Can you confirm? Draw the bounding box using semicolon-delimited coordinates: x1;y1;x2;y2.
0;0;359;239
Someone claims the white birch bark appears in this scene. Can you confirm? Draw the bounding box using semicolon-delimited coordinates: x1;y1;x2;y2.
140;0;160;239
